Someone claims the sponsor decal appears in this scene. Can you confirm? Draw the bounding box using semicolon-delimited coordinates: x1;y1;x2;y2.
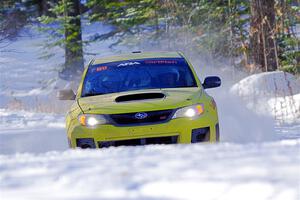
117;62;141;67
96;66;108;72
145;60;178;64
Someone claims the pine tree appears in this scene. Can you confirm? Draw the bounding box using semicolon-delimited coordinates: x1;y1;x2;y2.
62;0;84;79
39;0;84;80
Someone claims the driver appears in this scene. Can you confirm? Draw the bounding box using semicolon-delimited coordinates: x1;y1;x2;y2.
160;69;180;87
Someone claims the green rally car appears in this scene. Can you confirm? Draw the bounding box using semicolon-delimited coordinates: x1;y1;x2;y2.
59;51;221;149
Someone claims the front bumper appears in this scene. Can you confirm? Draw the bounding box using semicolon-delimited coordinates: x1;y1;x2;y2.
68;115;219;148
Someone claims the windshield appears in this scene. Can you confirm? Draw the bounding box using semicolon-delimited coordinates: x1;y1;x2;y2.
81;58;197;97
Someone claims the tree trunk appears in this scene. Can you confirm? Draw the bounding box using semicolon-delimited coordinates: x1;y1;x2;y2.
36;0;51;16
62;0;84;80
249;0;278;72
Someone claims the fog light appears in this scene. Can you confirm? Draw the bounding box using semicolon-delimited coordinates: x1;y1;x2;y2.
76;138;96;149
191;127;210;143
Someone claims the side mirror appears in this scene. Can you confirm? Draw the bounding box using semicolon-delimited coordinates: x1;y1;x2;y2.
202;76;221;89
57;89;76;100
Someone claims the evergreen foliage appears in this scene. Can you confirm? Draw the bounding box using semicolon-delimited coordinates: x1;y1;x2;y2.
86;0;299;74
38;0;84;80
1;0;299;75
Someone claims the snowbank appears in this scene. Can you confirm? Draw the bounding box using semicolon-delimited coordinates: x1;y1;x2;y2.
230;71;300;97
230;71;300;123
269;93;300;123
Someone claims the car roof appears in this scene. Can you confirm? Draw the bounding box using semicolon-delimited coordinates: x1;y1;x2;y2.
92;51;183;65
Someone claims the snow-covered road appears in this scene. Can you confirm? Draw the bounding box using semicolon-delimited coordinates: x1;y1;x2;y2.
0;108;299;200
0;109;67;154
1;138;299;200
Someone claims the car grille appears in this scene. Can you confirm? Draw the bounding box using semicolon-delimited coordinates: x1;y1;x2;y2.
109;109;174;125
98;135;178;148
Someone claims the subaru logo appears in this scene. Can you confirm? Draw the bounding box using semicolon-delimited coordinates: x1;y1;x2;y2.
135;112;148;119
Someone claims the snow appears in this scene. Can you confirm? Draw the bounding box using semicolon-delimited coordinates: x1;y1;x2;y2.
230;71;300;123
0;22;116;109
0;109;65;130
269;93;300;123
0;140;299;200
0;109;67;155
0;73;299;200
0;25;300;199
230;71;300;97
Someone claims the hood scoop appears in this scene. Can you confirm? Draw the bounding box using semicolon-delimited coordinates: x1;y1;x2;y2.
115;93;165;102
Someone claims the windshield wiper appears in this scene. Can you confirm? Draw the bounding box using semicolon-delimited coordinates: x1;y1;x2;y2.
83;92;105;97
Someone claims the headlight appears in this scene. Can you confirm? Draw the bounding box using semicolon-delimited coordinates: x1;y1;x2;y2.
172;104;204;119
78;114;107;127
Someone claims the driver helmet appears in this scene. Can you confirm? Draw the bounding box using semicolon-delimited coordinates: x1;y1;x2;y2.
163;68;180;81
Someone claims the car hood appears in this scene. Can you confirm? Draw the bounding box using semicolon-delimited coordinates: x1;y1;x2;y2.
78;88;202;114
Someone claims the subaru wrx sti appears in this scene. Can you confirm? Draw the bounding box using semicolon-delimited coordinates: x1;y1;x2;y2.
59;52;221;148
